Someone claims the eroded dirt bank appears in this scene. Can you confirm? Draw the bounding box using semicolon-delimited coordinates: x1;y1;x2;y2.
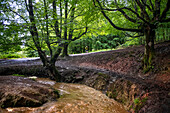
0;41;170;113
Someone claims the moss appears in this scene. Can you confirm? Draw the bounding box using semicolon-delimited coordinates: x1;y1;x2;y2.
106;89;118;99
54;89;60;98
1;105;4;108
143;67;150;73
134;98;140;105
132;97;148;112
97;72;108;78
129;105;133;109
127;81;132;87
12;74;25;77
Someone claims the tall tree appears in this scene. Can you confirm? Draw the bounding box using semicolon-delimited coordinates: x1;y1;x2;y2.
26;0;62;81
94;0;170;71
1;0;91;80
61;0;88;56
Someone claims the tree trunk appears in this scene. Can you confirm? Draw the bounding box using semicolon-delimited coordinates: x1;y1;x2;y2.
61;0;68;57
62;43;69;57
143;26;155;73
45;62;61;81
37;49;61;82
27;0;61;81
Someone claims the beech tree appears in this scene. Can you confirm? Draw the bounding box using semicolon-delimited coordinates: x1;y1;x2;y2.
61;0;88;56
1;0;90;81
26;0;89;80
94;0;170;71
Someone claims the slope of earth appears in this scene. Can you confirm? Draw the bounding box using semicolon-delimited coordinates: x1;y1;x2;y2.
56;41;170;84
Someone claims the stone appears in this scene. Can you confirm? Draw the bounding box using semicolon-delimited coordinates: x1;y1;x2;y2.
0;76;59;108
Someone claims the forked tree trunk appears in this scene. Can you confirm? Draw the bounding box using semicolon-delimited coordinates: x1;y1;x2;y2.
143;26;155;73
62;43;69;57
37;50;61;81
45;62;61;81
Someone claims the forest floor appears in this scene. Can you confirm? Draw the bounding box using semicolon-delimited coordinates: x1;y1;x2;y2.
56;41;170;84
0;41;170;113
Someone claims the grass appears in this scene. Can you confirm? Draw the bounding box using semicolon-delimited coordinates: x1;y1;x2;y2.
12;74;25;77
90;48;115;53
70;45;128;54
0;52;26;59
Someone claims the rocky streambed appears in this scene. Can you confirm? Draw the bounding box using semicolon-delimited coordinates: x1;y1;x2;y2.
0;76;127;113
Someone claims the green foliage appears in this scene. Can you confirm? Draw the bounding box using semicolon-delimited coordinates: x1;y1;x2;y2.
122;36;144;47
68;34;125;54
131;97;148;112
1;105;4;108
134;98;140;105
24;49;39;57
12;74;25;77
0;53;22;59
0;14;24;53
54;89;60;98
155;22;170;42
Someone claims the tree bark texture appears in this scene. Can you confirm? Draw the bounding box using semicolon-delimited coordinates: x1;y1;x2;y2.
143;26;155;73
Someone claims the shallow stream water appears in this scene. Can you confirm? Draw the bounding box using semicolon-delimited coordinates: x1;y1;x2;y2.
2;78;127;113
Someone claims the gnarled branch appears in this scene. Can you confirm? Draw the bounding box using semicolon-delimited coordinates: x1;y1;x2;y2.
95;0;143;33
160;0;170;21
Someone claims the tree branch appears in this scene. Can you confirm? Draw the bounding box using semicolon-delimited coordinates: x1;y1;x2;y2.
123;32;144;38
53;0;60;38
149;0;154;10
114;0;137;23
153;0;161;21
135;0;150;21
25;0;30;13
94;0;150;25
95;0;142;33
9;8;29;24
50;46;62;64
72;27;88;41
160;0;170;21
24;43;37;51
141;0;152;11
44;0;52;57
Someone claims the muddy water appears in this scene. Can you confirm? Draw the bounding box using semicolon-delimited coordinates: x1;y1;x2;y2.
2;78;127;113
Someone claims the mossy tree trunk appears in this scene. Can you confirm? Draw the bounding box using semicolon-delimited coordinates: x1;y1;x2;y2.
45;62;61;81
61;43;69;57
143;26;155;73
37;47;62;82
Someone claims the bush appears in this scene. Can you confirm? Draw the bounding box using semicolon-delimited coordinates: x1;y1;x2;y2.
25;50;39;57
0;53;22;59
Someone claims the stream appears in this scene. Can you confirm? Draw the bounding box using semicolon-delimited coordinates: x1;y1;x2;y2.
1;78;127;113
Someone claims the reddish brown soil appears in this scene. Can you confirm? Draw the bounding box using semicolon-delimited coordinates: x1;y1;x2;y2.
56;41;170;84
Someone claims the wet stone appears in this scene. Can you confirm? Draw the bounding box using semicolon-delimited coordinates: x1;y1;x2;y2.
0;76;59;108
